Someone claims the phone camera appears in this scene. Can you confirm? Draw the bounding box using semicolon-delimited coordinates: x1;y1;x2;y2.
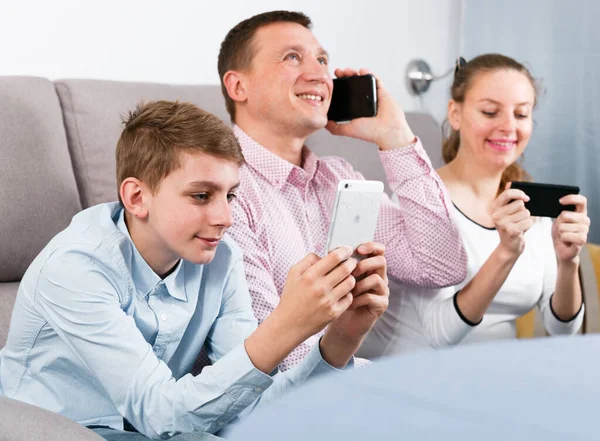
344;183;349;189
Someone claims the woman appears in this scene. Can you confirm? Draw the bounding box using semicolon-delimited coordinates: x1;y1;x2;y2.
359;54;590;356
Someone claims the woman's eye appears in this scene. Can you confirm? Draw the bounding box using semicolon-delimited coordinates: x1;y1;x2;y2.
482;111;497;117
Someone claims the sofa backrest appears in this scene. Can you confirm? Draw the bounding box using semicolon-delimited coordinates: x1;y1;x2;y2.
55;79;444;206
0;77;82;281
55;80;233;208
0;77;83;345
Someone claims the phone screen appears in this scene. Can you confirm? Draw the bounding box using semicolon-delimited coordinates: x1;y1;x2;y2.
327;75;377;122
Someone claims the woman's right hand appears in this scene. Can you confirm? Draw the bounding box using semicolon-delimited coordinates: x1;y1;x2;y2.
491;184;534;257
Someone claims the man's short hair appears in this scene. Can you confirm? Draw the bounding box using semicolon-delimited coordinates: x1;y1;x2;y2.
217;10;312;121
116;100;244;203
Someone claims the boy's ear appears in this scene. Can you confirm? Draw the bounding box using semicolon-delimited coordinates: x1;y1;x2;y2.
448;99;462;131
120;178;149;219
223;70;249;104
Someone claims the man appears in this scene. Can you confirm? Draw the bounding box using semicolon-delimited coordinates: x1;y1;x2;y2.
218;11;468;369
0;101;388;440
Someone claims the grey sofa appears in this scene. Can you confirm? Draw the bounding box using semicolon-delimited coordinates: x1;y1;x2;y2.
0;75;444;439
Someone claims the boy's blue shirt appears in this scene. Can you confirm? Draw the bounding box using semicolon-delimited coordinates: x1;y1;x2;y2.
0;202;350;438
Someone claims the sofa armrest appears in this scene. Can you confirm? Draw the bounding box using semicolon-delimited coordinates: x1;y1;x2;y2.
580;243;600;334
0;397;103;441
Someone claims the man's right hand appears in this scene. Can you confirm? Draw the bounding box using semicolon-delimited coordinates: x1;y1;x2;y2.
276;247;357;341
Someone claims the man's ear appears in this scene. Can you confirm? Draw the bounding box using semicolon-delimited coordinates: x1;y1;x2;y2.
120;178;149;219
223;70;248;104
447;99;462;131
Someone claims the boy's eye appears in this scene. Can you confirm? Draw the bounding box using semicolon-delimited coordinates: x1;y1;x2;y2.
192;193;208;201
516;113;529;119
227;193;237;202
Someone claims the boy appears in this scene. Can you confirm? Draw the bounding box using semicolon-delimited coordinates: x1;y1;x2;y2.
0;101;388;440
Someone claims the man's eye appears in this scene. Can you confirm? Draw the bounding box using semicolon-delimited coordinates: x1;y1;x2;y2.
285;53;300;61
192;193;208;201
227;193;237;202
318;57;328;65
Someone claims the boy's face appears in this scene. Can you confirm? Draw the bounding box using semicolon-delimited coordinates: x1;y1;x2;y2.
144;151;240;268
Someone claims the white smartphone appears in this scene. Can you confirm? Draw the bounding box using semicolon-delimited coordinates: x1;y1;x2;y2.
324;179;384;256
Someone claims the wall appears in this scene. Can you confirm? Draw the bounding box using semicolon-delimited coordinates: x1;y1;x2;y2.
0;0;460;123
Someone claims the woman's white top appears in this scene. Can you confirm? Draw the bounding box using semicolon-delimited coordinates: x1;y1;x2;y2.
359;206;584;357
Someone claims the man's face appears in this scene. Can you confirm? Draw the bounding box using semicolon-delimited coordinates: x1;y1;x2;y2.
143;151;240;269
240;22;333;137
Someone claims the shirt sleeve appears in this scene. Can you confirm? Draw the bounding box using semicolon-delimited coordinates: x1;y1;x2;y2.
33;247;346;438
191;252;352;432
374;139;467;289
536;219;584;334
412;284;476;348
239;340;355;419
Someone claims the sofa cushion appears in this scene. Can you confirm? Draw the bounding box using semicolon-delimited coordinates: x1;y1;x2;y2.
0;77;81;282
0;397;104;441
55;80;231;208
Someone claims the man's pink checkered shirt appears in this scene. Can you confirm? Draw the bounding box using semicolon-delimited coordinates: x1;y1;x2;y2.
229;125;467;371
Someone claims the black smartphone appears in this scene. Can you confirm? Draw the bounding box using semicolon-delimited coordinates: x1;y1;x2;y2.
510;181;580;218
327;74;378;122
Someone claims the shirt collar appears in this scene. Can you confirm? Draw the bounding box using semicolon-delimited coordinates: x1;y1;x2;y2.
233;125;320;189
116;209;187;302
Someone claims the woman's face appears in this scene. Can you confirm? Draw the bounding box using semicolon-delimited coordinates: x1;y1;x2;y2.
448;69;536;172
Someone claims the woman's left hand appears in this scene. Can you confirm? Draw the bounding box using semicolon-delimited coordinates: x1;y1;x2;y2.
552;194;590;263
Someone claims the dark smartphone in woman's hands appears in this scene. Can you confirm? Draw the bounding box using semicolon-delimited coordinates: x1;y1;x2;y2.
510;181;580;218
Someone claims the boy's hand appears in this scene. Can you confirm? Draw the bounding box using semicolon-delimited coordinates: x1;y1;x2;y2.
276;246;357;341
246;247;357;374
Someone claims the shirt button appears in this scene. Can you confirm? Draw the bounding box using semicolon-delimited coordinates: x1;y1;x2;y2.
160;313;167;321
254;387;263;393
